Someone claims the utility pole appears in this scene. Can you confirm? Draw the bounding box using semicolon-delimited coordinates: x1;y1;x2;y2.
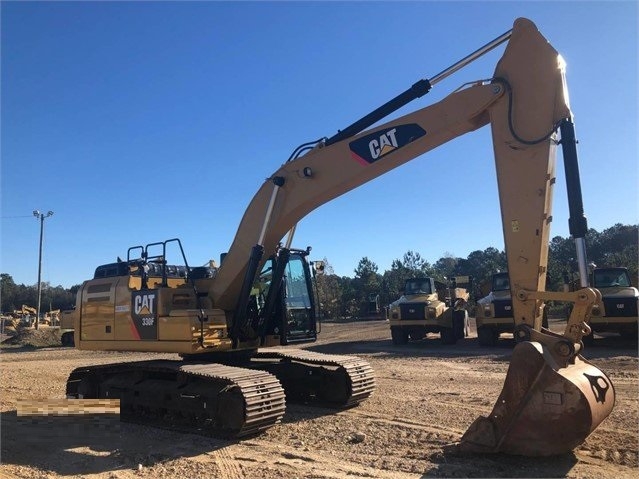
33;210;53;330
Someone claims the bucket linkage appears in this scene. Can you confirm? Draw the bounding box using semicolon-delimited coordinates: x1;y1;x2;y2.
460;287;615;456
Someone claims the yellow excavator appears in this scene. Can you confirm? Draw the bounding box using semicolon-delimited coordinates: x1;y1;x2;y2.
16;305;37;326
66;18;614;455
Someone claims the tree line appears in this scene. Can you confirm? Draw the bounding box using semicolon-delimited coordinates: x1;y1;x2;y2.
1;223;636;318
0;276;79;315
314;223;637;319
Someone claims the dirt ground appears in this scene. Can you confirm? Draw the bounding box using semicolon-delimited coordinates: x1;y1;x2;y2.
1;319;637;479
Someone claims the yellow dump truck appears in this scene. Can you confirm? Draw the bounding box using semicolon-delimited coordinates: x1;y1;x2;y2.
387;276;471;345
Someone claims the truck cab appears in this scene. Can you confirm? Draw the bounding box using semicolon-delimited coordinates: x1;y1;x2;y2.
587;267;638;341
476;272;514;346
476;272;548;347
387;277;470;345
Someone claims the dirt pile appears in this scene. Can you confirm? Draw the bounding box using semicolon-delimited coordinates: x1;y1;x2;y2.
2;327;62;347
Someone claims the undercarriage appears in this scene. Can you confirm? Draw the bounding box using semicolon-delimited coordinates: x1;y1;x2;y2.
66;349;375;437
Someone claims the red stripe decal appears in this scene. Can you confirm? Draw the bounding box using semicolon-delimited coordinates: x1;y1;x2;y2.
129;318;141;340
350;151;369;166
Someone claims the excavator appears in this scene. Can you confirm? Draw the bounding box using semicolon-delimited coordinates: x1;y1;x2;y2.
66;18;614;456
15;305;37;326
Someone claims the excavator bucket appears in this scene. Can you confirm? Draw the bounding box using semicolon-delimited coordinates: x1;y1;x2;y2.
460;341;615;456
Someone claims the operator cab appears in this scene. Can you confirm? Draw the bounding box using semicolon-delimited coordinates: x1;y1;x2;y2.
257;249;318;345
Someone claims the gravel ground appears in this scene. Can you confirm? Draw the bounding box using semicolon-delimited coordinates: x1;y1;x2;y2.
1;319;637;478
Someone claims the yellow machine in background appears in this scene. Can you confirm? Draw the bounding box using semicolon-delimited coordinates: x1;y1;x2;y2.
59;309;76;346
45;309;61;326
388;276;471;344
2;305;38;333
0;316;19;335
566;265;638;342
14;305;37;326
67;18;614;455
475;272;549;346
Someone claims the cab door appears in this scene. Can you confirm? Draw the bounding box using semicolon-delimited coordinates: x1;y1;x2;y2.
282;253;317;345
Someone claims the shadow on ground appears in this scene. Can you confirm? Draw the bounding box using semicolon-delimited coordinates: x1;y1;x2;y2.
310;321;637;362
1;410;231;476
308;337;516;361
1;400;346;476
422;445;578;478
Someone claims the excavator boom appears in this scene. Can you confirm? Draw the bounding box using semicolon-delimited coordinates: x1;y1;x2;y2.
210;20;567;317
210;82;498;309
208;18;614;455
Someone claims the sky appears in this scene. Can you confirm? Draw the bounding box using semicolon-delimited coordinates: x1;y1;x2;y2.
1;1;637;289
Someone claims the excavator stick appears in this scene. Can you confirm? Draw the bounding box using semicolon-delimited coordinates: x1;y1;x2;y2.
460;341;615;455
457;18;616;455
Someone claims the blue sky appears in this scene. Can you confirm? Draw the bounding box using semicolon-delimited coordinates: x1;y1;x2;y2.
1;1;637;289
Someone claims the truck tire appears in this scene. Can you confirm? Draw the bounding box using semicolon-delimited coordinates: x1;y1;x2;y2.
61;331;75;347
477;326;497;347
440;327;456;345
391;327;409;345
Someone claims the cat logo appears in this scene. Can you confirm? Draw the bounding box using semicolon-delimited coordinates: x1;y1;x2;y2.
131;290;159;340
369;128;398;159
349;123;426;165
134;293;156;315
617;304;625;309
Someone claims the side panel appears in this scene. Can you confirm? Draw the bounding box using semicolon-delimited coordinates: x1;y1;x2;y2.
130;290;159;340
114;280;134;340
80;279;116;341
114;280;167;341
78;276;227;351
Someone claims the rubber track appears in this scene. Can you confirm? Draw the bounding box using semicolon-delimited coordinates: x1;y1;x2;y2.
254;349;376;407
66;360;286;437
